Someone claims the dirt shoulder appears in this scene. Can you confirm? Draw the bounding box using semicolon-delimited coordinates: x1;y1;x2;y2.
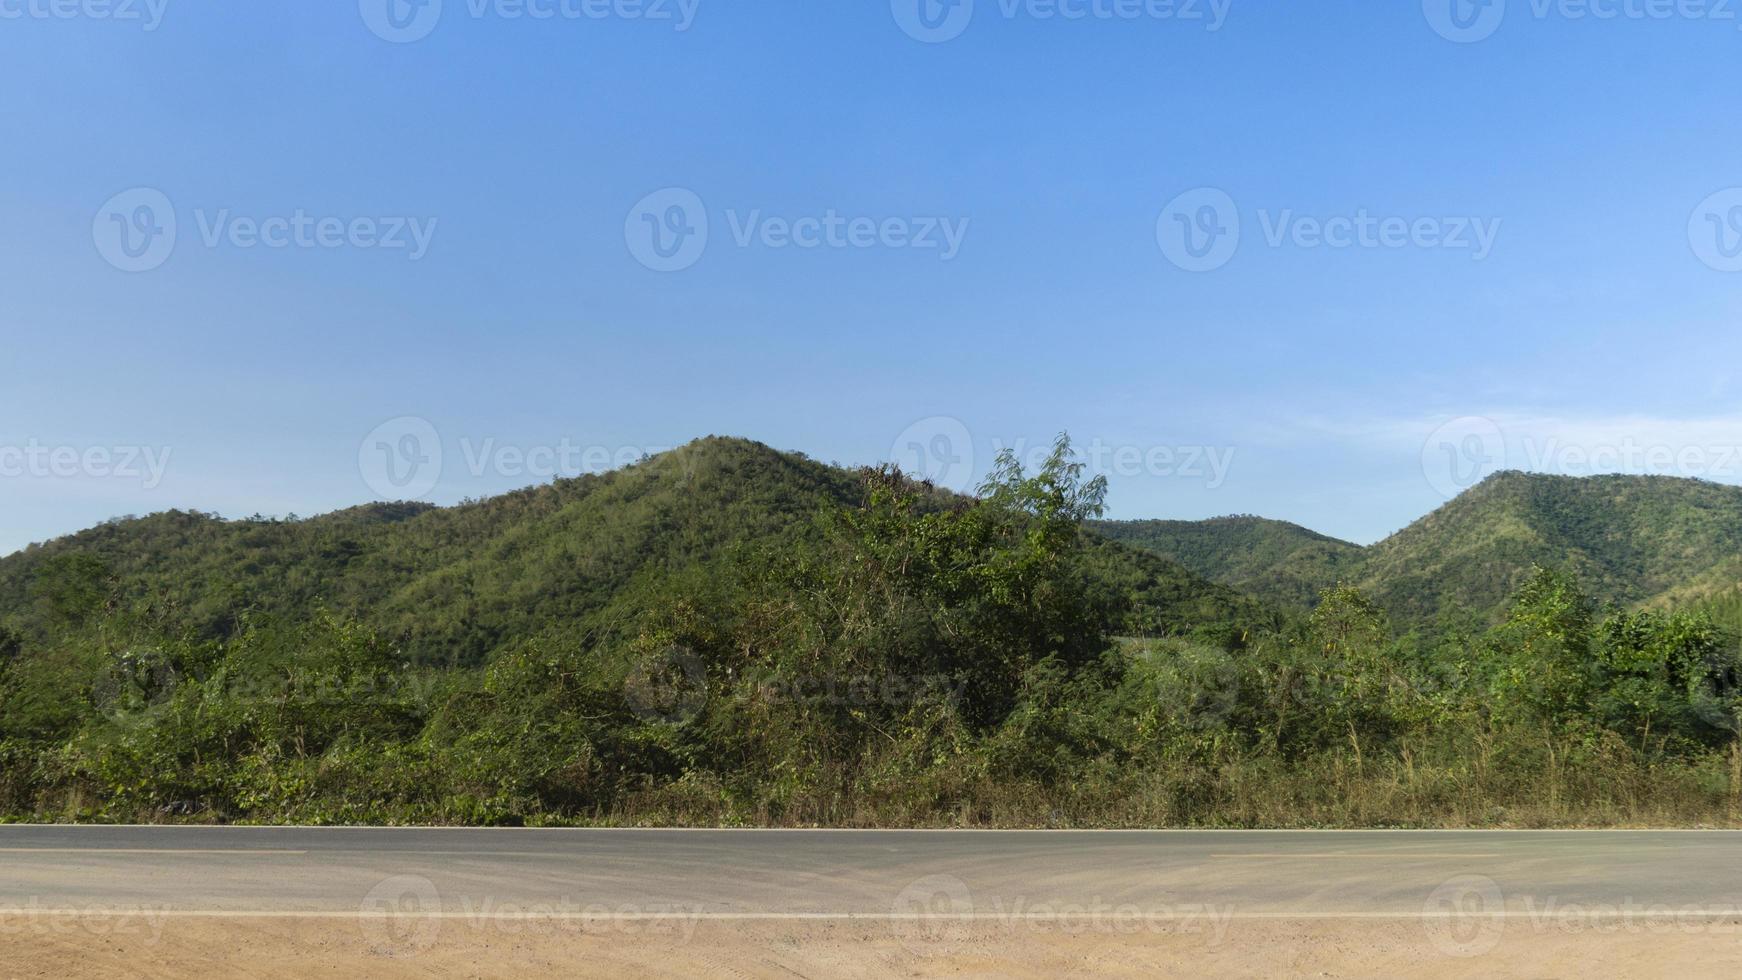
4;915;1739;979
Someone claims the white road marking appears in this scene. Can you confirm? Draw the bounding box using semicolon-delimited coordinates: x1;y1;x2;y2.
1;909;1740;921
0;848;308;855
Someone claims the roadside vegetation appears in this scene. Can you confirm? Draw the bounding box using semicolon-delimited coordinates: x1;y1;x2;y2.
3;438;1741;827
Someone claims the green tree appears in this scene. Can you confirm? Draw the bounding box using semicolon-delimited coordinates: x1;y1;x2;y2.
1485;566;1597;728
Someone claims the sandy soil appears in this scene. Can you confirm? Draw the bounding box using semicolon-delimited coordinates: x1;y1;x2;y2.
3;914;1739;979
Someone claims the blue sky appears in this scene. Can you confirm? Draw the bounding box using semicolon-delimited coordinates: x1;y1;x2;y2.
3;0;1741;555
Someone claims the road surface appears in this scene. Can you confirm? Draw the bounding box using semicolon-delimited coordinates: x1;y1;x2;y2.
7;827;1742;977
2;826;1739;919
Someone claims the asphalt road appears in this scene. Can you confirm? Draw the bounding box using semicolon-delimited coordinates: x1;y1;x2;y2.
2;827;1739;922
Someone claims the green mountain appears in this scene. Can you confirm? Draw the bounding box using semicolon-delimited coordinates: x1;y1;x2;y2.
1090;516;1362;611
5;444;1742;828
1095;471;1742;626
1354;471;1742;624
0;437;1264;665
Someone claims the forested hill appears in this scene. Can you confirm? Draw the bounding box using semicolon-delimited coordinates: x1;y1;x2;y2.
1353;471;1742;623
1090;516;1362;612
7;443;1742;827
15;445;1740;651
0;437;1265;665
1095;471;1742;625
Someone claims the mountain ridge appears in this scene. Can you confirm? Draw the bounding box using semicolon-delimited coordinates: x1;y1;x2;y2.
1095;469;1742;624
0;436;1266;663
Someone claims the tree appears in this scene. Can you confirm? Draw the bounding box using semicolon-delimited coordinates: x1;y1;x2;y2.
1485;566;1597;727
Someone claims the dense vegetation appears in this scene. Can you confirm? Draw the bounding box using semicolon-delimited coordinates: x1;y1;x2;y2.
1099;471;1742;626
1091;516;1363;611
0;438;1260;669
3;440;1741;827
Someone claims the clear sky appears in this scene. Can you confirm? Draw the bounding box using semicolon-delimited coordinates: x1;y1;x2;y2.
4;0;1741;555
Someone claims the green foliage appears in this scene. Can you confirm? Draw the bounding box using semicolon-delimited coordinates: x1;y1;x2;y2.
1100;471;1742;628
28;553;114;630
1482;567;1599;726
3;442;1742;827
1093;516;1361;611
0;438;1256;668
